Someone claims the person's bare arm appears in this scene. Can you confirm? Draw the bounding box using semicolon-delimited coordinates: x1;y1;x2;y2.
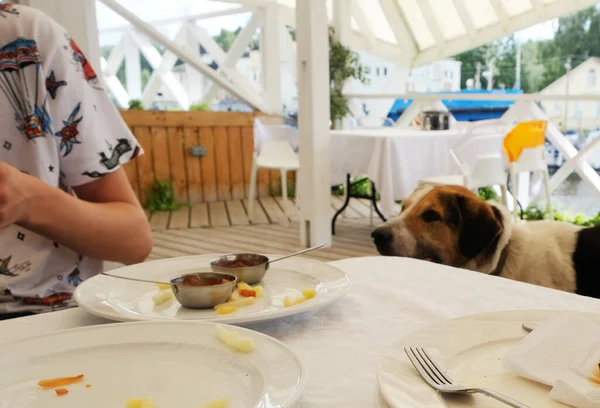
1;162;152;265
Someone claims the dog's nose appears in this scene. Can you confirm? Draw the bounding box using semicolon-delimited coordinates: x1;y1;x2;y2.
371;228;392;244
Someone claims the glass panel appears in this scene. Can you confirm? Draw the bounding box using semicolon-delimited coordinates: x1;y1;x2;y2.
356;0;397;44
462;0;498;29
502;0;533;16
397;0;436;49
429;0;466;40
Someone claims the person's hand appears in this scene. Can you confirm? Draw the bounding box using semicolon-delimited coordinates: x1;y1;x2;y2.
0;161;34;228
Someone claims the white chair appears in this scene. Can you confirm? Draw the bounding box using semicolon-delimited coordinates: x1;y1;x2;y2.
502;120;552;219
248;129;299;221
419;130;509;206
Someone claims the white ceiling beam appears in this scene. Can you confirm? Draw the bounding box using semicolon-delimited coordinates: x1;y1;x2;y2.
350;0;377;50
418;0;445;45
99;6;254;34
278;4;411;65
489;0;510;28
98;0;269;112
204;11;263;102
451;0;476;37
377;0;417;60
414;0;599;66
530;0;545;13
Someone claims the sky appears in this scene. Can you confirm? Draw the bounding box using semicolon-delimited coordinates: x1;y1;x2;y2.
96;0;560;47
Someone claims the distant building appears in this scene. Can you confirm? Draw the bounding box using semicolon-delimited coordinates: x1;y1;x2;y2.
540;57;600;131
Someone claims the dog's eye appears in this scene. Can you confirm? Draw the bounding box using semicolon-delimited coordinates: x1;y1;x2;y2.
421;209;441;223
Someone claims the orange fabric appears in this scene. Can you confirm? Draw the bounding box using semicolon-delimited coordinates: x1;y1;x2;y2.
503;120;547;163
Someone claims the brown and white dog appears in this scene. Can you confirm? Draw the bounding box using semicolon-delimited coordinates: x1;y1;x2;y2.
371;185;600;298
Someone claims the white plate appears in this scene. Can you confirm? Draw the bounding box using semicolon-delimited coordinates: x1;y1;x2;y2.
74;254;350;324
0;321;304;408
374;384;390;408
377;310;600;408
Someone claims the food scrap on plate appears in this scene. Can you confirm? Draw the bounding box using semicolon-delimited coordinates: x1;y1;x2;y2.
284;289;317;307
125;397;155;408
38;374;84;389
199;398;229;408
215;324;254;353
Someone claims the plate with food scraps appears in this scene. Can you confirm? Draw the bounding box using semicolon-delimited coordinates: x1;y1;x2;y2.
74;254;350;324
0;321;304;408
377;310;600;408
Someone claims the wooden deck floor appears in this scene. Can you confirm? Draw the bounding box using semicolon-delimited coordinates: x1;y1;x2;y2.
148;196;381;262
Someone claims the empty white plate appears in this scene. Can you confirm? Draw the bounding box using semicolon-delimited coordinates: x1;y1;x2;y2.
0;321;304;408
74;254;351;324
377;310;600;408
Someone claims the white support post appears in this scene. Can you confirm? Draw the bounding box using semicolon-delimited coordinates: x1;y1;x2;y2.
124;34;142;100
203;11;263;103
23;0;103;86
262;3;283;114
296;0;331;248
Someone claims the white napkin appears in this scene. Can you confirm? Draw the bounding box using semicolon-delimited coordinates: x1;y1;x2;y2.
503;314;600;408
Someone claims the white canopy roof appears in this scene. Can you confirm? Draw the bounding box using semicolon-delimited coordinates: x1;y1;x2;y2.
216;0;599;66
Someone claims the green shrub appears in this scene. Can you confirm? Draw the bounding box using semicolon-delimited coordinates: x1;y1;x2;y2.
128;99;144;110
189;102;212;111
146;180;181;212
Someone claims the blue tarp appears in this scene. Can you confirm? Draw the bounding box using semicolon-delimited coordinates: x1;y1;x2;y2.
387;89;523;122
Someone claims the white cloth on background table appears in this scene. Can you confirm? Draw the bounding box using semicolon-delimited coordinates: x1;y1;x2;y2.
330;128;463;218
504;314;600;408
3;257;600;407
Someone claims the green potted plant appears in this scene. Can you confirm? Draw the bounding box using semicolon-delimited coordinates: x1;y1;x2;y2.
329;27;369;129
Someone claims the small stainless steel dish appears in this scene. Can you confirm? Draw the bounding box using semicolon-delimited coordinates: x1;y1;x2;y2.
210;254;269;285
101;271;237;309
209;244;328;285
170;272;237;309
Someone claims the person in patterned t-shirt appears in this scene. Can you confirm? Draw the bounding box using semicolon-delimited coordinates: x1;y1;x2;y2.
0;4;152;318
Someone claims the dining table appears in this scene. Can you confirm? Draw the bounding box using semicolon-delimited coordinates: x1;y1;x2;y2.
330;127;464;219
3;256;600;407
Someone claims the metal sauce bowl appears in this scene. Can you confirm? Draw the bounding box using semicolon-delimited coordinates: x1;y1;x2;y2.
170;272;237;309
209;254;269;285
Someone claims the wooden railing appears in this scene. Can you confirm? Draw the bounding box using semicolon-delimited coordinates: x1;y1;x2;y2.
120;110;287;205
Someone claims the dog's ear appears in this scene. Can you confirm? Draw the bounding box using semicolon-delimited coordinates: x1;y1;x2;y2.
442;193;503;259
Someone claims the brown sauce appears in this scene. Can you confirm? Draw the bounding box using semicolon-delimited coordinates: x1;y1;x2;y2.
217;259;264;268
181;275;229;286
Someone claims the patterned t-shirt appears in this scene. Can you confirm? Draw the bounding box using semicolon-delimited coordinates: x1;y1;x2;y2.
0;4;142;314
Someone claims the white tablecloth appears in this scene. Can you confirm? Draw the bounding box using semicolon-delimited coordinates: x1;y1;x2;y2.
330;128;463;218
3;257;600;407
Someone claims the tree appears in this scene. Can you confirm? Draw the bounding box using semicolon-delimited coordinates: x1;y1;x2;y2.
213;28;237;52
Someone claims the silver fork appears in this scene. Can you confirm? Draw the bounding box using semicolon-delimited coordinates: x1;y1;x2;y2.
404;347;530;408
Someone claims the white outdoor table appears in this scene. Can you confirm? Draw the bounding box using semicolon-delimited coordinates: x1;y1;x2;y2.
330;127;464;218
3;257;600;407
